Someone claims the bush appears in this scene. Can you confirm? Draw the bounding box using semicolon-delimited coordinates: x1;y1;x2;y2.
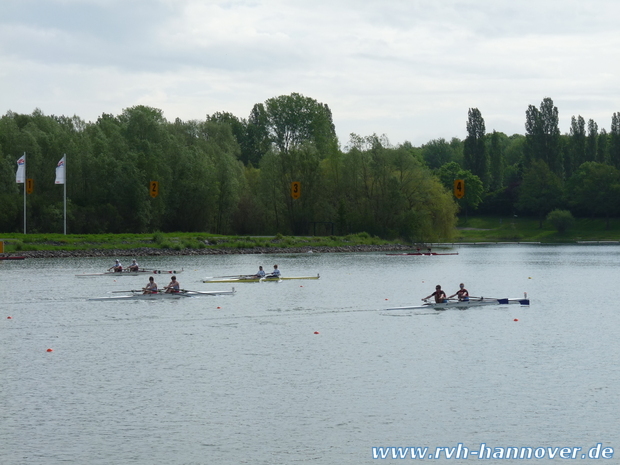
547;209;575;233
153;231;165;244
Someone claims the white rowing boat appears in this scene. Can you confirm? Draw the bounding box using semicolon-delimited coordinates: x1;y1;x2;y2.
202;274;320;283
77;268;184;277
88;288;235;301
386;295;530;311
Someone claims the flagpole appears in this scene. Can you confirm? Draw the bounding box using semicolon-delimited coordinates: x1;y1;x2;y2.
63;154;67;235
23;152;26;234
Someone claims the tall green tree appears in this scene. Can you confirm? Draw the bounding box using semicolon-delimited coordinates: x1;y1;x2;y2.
524;97;562;177
263;93;338;157
488;130;504;191
597;128;609;164
463;108;488;187
244;104;271;167
586;119;598;163
610;112;620;169
567;115;586;176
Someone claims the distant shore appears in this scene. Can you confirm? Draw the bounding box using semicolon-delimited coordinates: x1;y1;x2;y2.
2;243;418;259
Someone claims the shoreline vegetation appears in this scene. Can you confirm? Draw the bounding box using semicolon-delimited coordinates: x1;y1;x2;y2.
2;216;620;259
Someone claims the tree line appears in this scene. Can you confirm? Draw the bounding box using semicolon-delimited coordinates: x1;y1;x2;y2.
0;93;618;239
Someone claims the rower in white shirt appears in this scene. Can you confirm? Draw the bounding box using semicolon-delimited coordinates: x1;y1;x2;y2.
108;259;123;272
266;264;281;278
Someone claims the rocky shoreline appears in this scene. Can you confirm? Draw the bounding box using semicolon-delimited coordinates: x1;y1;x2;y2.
2;243;415;259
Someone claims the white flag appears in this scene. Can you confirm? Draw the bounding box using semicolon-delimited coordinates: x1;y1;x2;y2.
55;156;66;184
16;154;26;183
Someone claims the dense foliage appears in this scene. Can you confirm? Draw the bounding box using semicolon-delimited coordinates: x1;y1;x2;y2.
1;94;619;237
0;95;457;241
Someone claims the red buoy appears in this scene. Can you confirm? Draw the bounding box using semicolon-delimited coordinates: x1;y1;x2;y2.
513;318;519;322
46;348;53;352
7;316;12;319
314;331;319;334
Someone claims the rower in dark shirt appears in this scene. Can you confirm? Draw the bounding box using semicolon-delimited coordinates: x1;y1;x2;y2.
423;285;447;303
448;283;469;301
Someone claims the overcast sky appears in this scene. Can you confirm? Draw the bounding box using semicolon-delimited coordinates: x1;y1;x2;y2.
2;0;619;147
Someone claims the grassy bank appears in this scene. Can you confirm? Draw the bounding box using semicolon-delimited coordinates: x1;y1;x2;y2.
456;216;620;243
2;217;620;254
0;231;395;254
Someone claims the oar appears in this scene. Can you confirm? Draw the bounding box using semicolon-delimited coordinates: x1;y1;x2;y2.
180;288;235;295
112;289;162;294
203;274;247;279
469;296;519;301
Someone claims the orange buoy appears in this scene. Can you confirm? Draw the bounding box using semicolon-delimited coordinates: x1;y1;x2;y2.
46;348;53;352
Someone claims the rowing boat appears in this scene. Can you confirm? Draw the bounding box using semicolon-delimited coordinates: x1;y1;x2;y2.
202;274;320;283
77;268;184;277
385;296;530;311
89;288;235;301
0;255;26;260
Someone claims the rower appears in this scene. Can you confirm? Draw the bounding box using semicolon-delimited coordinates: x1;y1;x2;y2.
108;259;123;272
164;275;180;293
423;285;447;303
266;264;281;278
128;259;140;272
143;276;158;294
448;283;469;301
253;266;266;278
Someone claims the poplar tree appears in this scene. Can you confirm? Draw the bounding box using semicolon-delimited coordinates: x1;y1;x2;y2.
524;97;562;177
488;130;504;191
567;115;586;177
610;112;620;169
463;108;488;187
586;119;598;163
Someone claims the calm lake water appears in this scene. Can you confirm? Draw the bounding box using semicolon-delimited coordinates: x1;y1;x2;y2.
1;245;619;464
